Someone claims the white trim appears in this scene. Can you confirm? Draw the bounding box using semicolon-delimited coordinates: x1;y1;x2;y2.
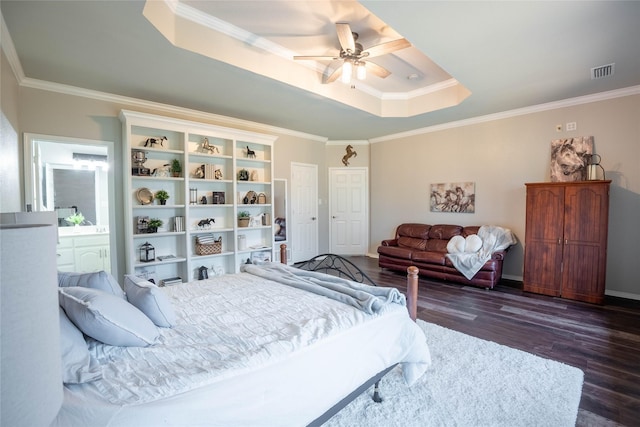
0;13;25;81
605;290;640;301
370;85;640;143
326;140;370;146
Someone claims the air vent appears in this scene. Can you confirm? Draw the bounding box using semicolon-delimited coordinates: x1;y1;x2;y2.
591;63;615;80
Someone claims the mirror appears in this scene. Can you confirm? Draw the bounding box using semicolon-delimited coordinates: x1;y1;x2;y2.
24;133;116;274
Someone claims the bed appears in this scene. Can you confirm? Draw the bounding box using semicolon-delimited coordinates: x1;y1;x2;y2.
54;256;430;426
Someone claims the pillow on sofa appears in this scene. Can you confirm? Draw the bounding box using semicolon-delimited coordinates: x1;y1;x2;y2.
464;234;483;253
124;275;176;328
58;271;125;299
447;234;483;253
446;235;466;254
59;306;102;384
59;287;159;347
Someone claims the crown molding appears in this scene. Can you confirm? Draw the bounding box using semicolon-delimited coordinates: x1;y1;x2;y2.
0;12;25;82
17;77;328;142
370;85;640;143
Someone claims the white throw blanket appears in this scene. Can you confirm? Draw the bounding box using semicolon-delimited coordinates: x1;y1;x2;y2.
241;262;406;314
446;225;516;280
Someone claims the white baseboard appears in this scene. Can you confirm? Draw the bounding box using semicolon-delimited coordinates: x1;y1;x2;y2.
605;290;640;301
366;252;379;259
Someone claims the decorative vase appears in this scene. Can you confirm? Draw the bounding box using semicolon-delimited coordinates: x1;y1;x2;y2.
73;224;81;233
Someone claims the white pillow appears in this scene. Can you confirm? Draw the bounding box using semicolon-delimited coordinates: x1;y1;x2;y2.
58;271;125;299
464;234;483;253
59;307;102;384
58;287;159;347
447;235;466;254
124;275;176;328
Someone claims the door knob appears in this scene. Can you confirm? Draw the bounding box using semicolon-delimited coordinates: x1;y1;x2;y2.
311;217;316;220
332;216;337;219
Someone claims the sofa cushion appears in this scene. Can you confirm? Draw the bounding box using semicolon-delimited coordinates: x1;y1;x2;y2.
424;239;449;252
462;226;480;237
397;236;427;251
396;223;431;240
412;251;447;265
378;245;413;260
428;224;462;240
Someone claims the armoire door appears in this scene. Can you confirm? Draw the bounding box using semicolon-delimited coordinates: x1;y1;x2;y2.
523;185;565;296
561;184;610;303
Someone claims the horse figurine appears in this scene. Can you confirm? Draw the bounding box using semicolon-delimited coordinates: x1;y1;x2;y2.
246;146;256;158
202;138;219;154
197;218;215;228
342;144;357;166
144;136;167;148
249;213;264;227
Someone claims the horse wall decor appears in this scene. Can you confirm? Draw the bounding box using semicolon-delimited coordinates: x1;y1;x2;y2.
342;144;357;166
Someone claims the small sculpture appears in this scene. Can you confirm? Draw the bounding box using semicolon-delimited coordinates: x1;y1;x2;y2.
194;164;205;179
152;164;171;177
202;138;219;154
144;136;167;148
246;145;256;158
214;169;223;180
342;144;357;166
197;218;215;228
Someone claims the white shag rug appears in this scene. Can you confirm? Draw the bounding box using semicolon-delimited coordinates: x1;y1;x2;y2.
325;320;583;427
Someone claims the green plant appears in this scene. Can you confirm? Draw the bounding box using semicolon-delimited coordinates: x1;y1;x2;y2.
155;190;170;201
66;212;85;225
171;159;181;174
148;218;163;229
237;211;250;218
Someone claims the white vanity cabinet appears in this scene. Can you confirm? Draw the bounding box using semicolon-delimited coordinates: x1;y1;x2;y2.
57;234;110;273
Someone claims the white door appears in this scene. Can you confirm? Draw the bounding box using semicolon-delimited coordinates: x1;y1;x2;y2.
329;167;368;255
291;163;318;262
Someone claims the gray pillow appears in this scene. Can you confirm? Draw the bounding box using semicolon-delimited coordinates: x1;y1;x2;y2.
59;307;102;384
124;275;177;328
59;287;159;347
58;271;125;299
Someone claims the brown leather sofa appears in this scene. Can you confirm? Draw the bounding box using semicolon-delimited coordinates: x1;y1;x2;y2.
377;223;508;289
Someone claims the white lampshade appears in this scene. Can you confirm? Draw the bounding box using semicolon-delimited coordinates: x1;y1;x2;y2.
356;62;366;80
341;61;353;84
1;223;62;426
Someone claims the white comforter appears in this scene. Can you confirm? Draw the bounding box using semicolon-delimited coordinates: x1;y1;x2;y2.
57;270;430;426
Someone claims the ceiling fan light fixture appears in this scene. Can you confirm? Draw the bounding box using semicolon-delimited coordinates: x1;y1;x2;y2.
356;62;366;80
341;60;353;84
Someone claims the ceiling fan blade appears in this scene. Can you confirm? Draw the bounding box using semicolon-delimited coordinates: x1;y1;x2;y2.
294;55;338;61
363;38;411;58
365;61;391;79
336;23;355;53
324;60;344;83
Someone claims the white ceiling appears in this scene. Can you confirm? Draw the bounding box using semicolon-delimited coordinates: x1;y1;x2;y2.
2;1;639;140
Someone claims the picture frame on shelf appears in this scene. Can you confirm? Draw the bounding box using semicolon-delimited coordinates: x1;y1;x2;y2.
212;191;225;204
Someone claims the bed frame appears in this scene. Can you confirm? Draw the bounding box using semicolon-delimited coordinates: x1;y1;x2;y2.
279;246;419;425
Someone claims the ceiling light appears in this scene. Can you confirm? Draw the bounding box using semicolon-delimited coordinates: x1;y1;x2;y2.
356;62;366;80
341;60;353;84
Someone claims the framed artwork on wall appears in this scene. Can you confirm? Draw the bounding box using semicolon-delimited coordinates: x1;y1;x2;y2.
430;182;475;213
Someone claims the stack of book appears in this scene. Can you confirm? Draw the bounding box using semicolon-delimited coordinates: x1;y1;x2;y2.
161;277;182;286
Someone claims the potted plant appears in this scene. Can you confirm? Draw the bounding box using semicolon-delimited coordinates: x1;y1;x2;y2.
237;211;250;227
65;212;85;232
171;159;182;177
147;218;163;233
155;190;169;205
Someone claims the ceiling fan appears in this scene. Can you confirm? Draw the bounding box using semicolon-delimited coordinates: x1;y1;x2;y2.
294;23;411;84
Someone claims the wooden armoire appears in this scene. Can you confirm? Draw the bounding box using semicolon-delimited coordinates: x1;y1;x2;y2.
523;181;611;304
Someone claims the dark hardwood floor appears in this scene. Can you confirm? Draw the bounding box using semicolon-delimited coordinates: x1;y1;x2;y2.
345;256;640;427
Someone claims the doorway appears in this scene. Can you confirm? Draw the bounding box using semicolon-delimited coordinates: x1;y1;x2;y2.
24;133;116;275
290;162;318;262
329;167;369;255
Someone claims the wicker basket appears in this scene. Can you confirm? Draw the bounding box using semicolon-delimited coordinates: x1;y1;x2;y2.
195;236;222;255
